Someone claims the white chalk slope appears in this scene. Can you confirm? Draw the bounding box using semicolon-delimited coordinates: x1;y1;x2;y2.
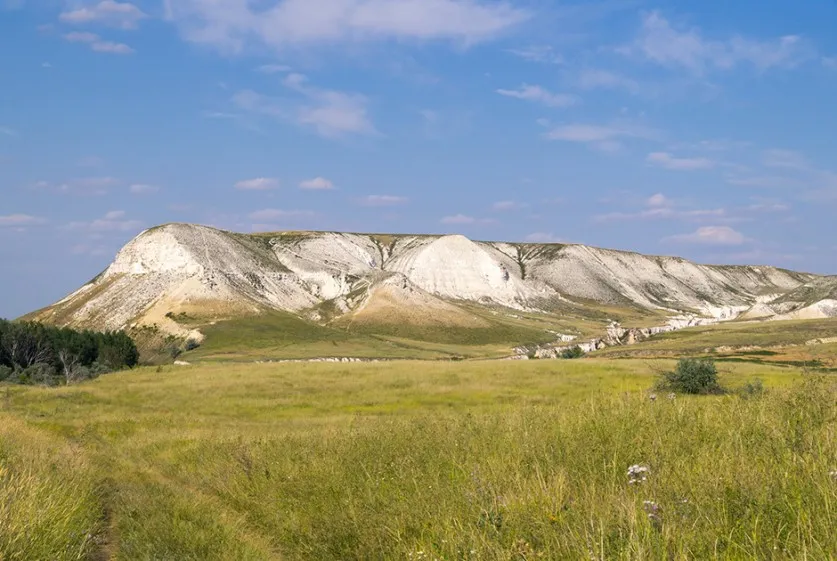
28;223;828;333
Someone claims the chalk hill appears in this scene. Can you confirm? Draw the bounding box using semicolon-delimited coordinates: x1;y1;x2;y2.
26;224;833;341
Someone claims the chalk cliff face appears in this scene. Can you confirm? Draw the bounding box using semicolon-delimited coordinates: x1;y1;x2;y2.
27;223;830;335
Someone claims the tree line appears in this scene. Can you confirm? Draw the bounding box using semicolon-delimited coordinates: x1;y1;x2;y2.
0;319;139;385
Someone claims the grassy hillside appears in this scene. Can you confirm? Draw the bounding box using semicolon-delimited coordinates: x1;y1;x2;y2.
2;360;836;559
595;317;837;366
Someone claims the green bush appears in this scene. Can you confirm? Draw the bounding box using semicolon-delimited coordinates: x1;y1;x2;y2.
561;346;585;359
658;358;725;395
0;365;11;382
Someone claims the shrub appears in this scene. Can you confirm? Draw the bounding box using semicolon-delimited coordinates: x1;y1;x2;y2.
0;365;11;382
21;364;59;386
657;358;725;395
737;378;765;399
184;339;201;352
561;346;585;359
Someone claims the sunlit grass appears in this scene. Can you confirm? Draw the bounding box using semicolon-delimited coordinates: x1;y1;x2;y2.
1;359;835;559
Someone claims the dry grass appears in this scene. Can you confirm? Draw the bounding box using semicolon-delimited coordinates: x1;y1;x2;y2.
1;359;834;559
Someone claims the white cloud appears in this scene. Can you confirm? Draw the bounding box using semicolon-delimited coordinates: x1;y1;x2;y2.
64;31;99;42
492;200;524;211
360;195;408;206
60;1;147;29
545;122;658;152
665;226;746;245
441;214;477;224
299;177;335;190
164;0;529;52
0;214;47;227
577;69;639;92
91;40;135;54
625;12;810;73
762;149;809;170
506;45;563;64
62;31;135;54
69;210;143;232
597;207;726;223
525;232;565;243
596;194;729;223
496;84;577;108
40;176;120;195
249;209;316;221
234;177;280;190
646;193;672;207
233;74;377;138
0;126;16;136
646;151;714;171
129;183;159;194
746;199;789;212
256;64;292;74
824;57;837;70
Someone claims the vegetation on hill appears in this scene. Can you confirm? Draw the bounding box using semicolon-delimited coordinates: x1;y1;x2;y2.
0;319;138;385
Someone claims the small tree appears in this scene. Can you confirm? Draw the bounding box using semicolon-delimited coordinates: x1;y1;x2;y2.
658;358;725;395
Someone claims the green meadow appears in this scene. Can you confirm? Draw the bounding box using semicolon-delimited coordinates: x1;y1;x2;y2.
2;359;836;560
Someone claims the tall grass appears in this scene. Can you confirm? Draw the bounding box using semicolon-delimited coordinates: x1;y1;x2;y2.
0;415;103;561
1;361;834;559
158;376;837;560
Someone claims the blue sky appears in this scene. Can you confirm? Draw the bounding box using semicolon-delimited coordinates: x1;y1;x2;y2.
2;0;836;318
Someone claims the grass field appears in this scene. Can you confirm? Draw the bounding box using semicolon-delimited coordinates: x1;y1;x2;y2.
2;359;836;560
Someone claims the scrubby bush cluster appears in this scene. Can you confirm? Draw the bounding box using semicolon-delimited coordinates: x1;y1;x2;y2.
657;358;725;395
0;319;138;385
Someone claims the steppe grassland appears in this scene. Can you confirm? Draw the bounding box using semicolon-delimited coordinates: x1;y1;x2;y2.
1;359;835;560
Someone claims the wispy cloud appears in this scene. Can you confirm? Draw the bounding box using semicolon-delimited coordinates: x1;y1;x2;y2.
0;125;17;136
762;148;809;170
68;210;143;232
624;12;812;73
492;200;525;211
525;232;565;243
299;177;335;190
235;177;280;190
34;176;120;195
496;84;577;108
255;64;292;74
577;69;639;93
129;183;159;195
545;122;659;152
506;45;563;64
0;214;47;227
60;0;148;29
441;214;478;224
233;73;377;138
646;151;715;171
360;195;408;206
665;226;747;245
165;0;529;52
249;209;316;221
63;31;134;54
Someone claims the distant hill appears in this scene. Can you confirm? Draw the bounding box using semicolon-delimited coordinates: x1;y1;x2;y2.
23;224;834;355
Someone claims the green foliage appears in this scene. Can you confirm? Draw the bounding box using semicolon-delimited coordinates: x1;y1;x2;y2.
0;318;138;386
657;358;725;395
184;339;201;352
0;365;11;382
560;345;586;359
